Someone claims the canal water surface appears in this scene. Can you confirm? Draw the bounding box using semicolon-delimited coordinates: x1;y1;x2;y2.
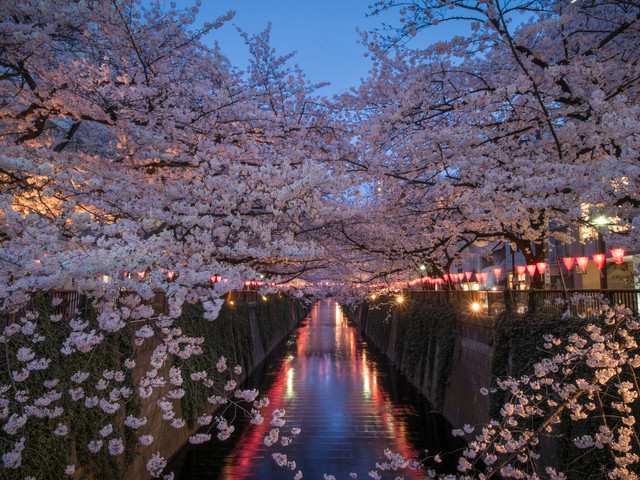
168;299;460;479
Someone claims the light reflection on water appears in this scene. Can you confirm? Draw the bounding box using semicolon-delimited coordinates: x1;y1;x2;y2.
168;299;459;479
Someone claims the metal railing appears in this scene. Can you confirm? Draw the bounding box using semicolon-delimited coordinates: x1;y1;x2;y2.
408;289;640;319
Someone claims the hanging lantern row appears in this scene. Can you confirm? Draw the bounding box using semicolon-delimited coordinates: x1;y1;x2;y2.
514;262;548;277
122;269;277;285
562;248;626;272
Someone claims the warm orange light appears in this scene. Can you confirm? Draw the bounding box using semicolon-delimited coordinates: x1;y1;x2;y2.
592;253;606;269
493;268;502;281
536;262;547;275
370;294;376;300
610;248;625;264
516;265;526;276
526;264;537;276
576;256;589;271
396;296;404;303
562;257;575;271
471;302;481;312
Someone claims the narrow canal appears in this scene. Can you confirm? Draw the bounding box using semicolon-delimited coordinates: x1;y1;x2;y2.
168;299;460;479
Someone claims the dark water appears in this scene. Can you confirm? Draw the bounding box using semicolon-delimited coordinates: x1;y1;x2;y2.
168;299;461;479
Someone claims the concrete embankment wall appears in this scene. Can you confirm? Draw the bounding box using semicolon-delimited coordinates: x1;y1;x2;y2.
125;294;308;480
352;297;494;429
351;294;597;477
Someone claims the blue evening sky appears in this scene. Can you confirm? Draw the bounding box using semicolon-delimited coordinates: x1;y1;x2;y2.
174;1;410;95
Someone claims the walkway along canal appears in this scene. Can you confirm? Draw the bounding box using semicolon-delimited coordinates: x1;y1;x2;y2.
167;299;461;479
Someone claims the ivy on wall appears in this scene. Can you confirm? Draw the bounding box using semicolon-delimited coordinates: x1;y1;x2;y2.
1;293;307;479
358;300;393;352
1;293;139;480
175;300;253;427
255;294;295;352
175;295;305;427
356;295;458;411
489;304;637;480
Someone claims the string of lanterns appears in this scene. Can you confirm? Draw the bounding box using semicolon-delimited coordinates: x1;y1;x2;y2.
404;248;627;290
112;248;628;292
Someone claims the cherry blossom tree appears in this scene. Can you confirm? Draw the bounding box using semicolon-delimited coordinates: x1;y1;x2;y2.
339;0;640;284
0;0;342;476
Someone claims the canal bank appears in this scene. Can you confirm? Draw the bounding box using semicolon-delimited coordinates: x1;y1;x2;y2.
126;294;309;480
352;297;493;430
166;299;462;479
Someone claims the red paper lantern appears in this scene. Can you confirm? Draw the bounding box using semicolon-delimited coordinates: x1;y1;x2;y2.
562;257;575;271
592;253;606;269
136;270;146;279
464;271;472;281
576;256;589;271
536;262;547;275
443;274;449;282
210;275;222;284
493;267;502;281
610;248;625;264
167;270;175;281
526;264;537;276
516;265;526;276
475;273;483;282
